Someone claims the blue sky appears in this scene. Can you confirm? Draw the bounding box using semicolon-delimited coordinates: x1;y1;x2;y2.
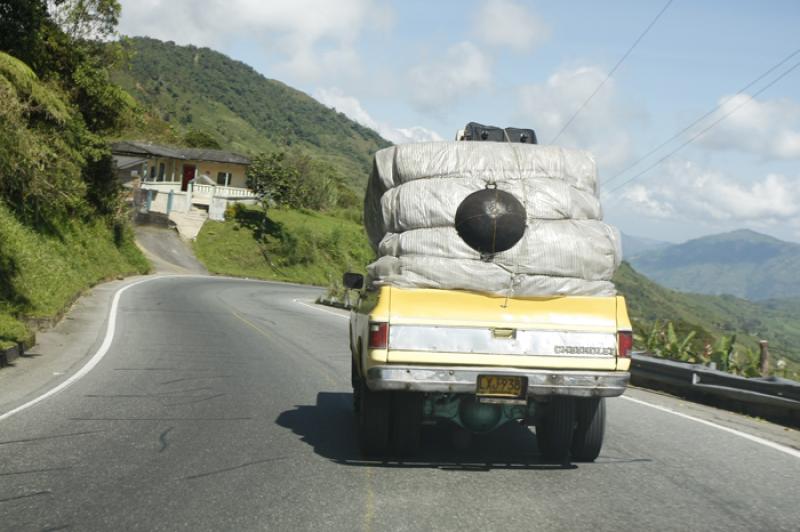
118;0;800;245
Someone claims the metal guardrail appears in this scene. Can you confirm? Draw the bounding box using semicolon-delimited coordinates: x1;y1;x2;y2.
630;352;800;427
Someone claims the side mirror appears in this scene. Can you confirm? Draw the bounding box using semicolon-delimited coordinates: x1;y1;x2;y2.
343;272;364;290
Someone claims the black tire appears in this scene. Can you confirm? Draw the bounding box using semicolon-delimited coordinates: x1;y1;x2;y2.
571;398;606;462
536;397;576;463
357;380;391;456
391;392;423;456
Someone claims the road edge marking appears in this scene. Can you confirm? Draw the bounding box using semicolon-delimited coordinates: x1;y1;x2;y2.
620;395;800;459
294;299;349;320
0;277;160;422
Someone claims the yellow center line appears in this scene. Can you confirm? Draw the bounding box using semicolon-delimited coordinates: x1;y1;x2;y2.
227;307;338;386
229;309;270;337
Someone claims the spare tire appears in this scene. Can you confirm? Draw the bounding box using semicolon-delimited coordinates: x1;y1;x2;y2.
454;188;526;254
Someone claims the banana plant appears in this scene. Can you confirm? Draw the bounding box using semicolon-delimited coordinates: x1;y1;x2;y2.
639;321;697;362
729;346;761;377
666;322;697;362
635;320;664;354
710;334;736;372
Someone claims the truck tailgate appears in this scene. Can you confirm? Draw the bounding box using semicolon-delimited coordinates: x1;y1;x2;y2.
385;287;619;370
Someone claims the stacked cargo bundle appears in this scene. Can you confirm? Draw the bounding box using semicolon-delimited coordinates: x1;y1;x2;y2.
363;141;622;297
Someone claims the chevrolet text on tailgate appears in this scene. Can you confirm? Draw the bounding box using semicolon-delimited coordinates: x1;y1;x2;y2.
346;122;631;462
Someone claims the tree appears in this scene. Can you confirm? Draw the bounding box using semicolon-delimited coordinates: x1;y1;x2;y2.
47;0;120;41
183;129;221;149
0;0;130;224
0;1;50;71
246;152;299;209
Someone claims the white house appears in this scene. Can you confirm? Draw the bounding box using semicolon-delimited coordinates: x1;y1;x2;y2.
112;141;256;222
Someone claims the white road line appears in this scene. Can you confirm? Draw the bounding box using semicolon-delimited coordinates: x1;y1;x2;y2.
621;395;800;459
0;275;327;423
0;277;158;422
294;299;349;320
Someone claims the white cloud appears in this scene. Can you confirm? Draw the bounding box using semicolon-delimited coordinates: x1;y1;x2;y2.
620;185;674;219
407;42;492;114
473;0;549;52
696;94;800;160
314;87;443;144
620;160;800;224
117;0;392;82
516;65;640;172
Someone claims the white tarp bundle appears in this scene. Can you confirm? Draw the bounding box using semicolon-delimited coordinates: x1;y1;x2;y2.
364;141;622;297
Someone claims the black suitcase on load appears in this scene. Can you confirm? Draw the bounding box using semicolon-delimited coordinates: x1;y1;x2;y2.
462;122;537;144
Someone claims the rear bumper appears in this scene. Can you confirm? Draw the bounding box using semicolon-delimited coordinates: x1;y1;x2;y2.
366;365;629;398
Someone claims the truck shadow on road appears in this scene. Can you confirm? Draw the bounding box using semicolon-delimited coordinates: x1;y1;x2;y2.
276;392;580;470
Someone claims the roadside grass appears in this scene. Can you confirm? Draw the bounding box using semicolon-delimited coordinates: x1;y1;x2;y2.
193;206;374;287
0;202;149;348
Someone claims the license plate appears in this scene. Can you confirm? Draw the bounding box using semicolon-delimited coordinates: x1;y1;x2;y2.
476;375;526;397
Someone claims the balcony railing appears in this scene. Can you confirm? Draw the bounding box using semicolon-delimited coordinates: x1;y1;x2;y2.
191;183;254;198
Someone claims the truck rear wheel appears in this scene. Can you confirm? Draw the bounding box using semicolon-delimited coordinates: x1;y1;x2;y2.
571;398;606;462
391;393;423;456
357;380;391;456
536;397;576;463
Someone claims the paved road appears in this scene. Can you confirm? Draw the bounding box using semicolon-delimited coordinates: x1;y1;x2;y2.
134;224;208;275
1;277;799;531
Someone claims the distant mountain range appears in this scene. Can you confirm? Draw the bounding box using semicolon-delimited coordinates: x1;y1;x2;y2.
621;233;671;257
613;262;800;364
113;37;390;187
628;229;800;301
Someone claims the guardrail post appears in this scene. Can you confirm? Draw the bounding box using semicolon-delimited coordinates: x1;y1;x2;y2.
759;341;770;377
166;190;174;214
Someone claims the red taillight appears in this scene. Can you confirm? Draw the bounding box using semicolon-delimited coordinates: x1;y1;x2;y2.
618;331;633;358
368;322;388;349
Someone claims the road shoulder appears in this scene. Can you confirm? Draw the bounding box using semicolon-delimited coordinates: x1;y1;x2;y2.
0;276;150;416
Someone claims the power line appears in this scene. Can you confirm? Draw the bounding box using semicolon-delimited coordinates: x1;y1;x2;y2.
602;58;800;199
602;45;800;186
549;0;674;144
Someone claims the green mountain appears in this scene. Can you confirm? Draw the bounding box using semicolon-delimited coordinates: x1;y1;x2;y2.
628;229;800;301
613;262;799;365
112;37;390;187
621;232;670;257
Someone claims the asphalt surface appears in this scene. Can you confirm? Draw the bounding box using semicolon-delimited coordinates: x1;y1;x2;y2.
134;224;208;275
1;276;800;531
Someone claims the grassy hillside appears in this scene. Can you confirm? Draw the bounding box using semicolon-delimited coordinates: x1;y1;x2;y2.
629;229;800;300
0;13;150;352
194;207;374;287
0;203;148;349
112;37;390;187
613;262;799;365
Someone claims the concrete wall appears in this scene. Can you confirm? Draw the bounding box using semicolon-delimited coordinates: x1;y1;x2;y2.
186;161;248;187
141;158;248;189
143;189;190;214
144;157;181;183
209;197;227;221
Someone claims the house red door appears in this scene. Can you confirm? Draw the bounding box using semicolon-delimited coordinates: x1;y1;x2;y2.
181;164;195;191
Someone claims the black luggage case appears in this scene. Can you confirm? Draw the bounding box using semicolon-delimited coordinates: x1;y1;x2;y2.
462;122;537;144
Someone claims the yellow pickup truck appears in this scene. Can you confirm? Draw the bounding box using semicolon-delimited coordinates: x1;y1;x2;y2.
349;125;629;462
345;273;632;462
